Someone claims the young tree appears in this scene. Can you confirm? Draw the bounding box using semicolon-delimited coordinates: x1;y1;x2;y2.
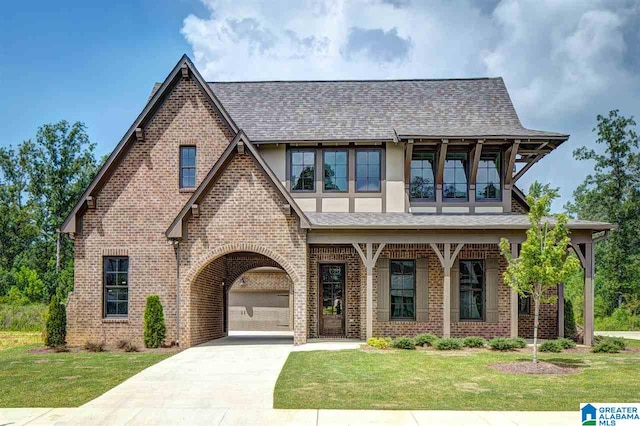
500;182;581;363
565;110;640;313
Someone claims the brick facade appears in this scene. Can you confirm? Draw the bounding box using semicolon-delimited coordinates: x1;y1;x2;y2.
517;287;559;339
231;271;292;293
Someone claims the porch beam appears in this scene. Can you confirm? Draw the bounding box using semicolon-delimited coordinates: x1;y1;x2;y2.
510;243;519;337
584;243;594;346
352;242;386;339
430;243;464;338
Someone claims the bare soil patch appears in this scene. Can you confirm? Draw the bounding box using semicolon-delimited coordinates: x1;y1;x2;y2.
490;361;582;374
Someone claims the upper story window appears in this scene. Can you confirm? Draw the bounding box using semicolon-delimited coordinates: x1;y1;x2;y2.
180;146;196;188
410;151;435;200
476;152;501;201
104;256;129;318
291;149;316;192
323;150;348;192
460;260;484;320
443;152;468;201
356;149;381;192
390;260;415;320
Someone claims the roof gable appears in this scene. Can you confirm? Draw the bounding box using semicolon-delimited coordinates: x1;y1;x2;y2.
61;55;238;234
166;130;310;239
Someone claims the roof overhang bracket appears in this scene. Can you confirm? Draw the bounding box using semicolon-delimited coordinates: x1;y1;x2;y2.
237;141;245;154
282;204;291;215
191;204;200;218
135;128;144;142
436;139;449;189
181;63;189;78
504;139;520;188
86;196;96;210
469;139;484;187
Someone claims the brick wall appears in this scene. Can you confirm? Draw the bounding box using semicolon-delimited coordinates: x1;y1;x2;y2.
511;196;529;213
67;75;233;347
517;287;558;339
190;257;226;346
231;271;292;293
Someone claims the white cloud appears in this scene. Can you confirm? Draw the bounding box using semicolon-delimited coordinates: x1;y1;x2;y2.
181;0;640;210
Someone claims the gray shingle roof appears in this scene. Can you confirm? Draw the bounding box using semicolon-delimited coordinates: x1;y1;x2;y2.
199;78;568;142
306;213;612;230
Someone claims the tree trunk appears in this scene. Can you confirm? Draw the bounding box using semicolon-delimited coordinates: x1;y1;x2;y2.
56;231;61;273
533;297;540;363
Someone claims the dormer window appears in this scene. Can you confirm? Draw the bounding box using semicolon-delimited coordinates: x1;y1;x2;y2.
443;152;468;201
410;151;435;200
476;152;501;201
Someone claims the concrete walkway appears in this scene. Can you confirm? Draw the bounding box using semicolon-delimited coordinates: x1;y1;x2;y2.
595;330;640;340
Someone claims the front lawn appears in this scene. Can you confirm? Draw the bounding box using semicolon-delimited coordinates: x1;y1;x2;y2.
274;342;640;411
0;332;174;407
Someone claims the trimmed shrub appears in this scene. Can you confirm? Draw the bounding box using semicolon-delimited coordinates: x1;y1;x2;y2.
593;336;626;351
462;336;486;348
0;303;47;332
391;337;416;349
434;338;464;350
414;333;438;347
143;295;166;349
84;341;106;352
124;342;139;352
367;337;392;349
44;295;66;347
592;340;622;353
539;340;563;352
557;337;576;349
488;337;527;351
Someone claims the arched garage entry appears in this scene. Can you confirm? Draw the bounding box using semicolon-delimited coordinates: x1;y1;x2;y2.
184;246;299;347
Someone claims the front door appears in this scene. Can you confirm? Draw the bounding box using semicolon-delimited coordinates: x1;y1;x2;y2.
319;264;345;336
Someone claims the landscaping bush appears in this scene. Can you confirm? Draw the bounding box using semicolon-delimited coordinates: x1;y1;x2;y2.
434;338;463;350
116;339;129;350
462;336;486;348
414;333;438;347
84;341;106;352
0;303;47;331
488;337;527;351
391;337;416;349
593;336;626;351
592;340;622;353
367;337;392;349
564;298;578;339
557;337;576;349
595;308;640;331
539;340;563;352
44;296;66;347
124;342;139;352
143;295;166;349
53;345;69;353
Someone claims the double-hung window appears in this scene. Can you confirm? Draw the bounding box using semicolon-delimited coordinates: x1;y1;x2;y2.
390;260;415;320
460;260;484;320
323;150;348;192
180;146;196;188
518;295;531;315
291;150;316;192
476;151;501;201
410;151;436;200
443;152;468;200
104;257;129;317
355;149;381;192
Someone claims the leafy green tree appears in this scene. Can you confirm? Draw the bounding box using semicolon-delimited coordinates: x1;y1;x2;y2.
45;295;66;347
500;182;581;362
13;265;44;303
143;295;166;348
565;110;640;314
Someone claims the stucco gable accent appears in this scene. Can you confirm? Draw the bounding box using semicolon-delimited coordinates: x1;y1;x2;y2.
61;55;238;235
166;130;310;239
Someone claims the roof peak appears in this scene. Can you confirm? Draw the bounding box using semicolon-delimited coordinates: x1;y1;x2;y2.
207;77;502;84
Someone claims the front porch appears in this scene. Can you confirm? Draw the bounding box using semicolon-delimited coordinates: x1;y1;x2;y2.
306;228;598;345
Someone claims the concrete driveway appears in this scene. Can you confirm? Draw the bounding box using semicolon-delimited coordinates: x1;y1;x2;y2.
85;331;294;410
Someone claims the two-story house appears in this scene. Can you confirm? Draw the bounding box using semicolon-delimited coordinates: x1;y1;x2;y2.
61;55;611;347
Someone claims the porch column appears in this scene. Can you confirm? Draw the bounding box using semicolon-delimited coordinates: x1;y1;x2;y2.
430;243;464;338
558;283;565;338
510;243;519;338
353;242;386;339
584;243;594;346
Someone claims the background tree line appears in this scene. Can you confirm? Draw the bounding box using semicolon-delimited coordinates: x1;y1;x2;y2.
0;120;100;307
0;112;639;330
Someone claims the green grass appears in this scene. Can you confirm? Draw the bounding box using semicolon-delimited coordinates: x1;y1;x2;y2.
0;303;47;332
275;344;640;411
0;332;173;407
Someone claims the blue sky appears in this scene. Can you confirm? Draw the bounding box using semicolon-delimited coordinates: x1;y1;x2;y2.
2;0;639;210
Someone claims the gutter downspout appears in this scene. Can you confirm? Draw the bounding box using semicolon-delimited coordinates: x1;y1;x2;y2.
173;240;180;346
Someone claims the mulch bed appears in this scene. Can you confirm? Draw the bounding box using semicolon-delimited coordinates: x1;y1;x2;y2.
490;361;582;374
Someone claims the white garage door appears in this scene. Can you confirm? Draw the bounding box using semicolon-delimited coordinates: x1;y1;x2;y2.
228;291;291;331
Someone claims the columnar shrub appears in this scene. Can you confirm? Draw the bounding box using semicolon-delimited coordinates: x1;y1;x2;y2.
434;338;464;350
44;295;66;347
414;333;438;347
462;336;486;348
539;340;563;352
564;298;578;339
367;337;391;349
143;295;166;349
391;337;415;349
